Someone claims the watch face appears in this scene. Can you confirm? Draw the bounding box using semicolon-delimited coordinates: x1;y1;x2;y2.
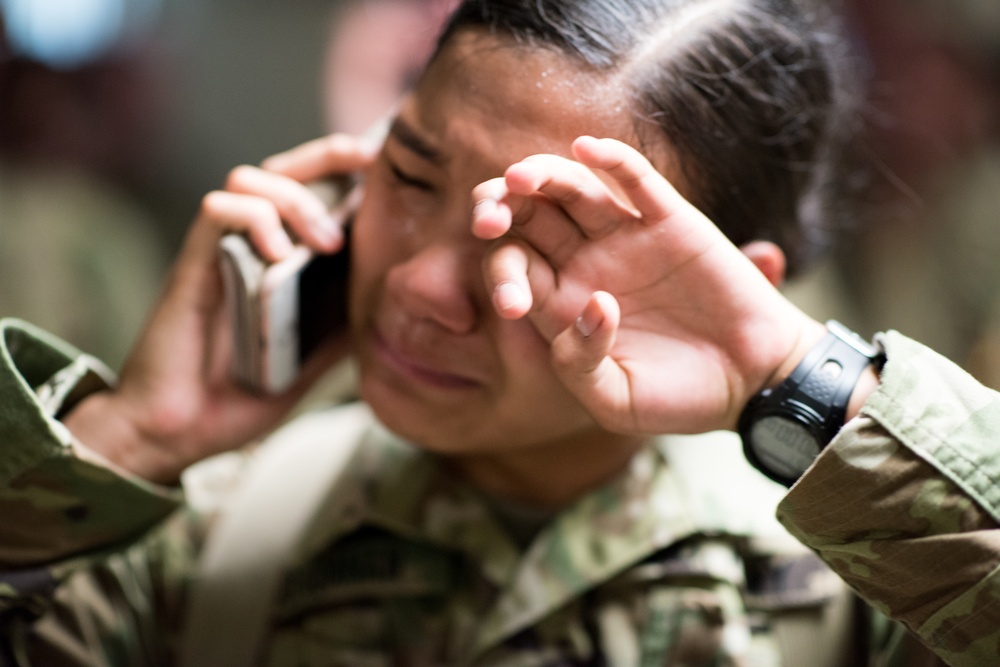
750;416;822;480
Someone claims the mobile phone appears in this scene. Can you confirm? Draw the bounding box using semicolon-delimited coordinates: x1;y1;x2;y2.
219;178;360;394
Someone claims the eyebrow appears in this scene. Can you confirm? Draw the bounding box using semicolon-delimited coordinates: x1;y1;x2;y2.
389;118;444;165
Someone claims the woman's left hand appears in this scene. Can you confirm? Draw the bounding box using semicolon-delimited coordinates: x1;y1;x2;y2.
471;136;824;436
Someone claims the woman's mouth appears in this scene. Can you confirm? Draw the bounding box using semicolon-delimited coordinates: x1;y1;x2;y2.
372;331;482;390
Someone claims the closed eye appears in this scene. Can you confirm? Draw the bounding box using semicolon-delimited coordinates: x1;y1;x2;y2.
390;162;434;191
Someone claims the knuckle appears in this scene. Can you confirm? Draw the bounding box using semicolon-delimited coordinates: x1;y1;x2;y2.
555;186;585;206
287;201;318;229
509;198;537;228
244;198;280;228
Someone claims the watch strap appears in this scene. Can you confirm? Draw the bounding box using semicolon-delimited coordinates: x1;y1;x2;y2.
739;320;882;485
782;320;880;443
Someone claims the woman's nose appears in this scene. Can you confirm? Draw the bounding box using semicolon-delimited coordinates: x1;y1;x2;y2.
385;241;481;335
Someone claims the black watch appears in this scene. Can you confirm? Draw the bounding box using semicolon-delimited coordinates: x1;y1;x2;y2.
738;320;883;487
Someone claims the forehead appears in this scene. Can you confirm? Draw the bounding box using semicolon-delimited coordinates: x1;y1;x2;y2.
407;29;639;161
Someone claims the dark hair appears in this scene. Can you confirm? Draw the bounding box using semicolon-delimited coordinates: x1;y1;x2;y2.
437;0;857;275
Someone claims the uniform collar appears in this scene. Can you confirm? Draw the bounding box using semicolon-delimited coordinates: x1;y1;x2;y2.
293;415;784;660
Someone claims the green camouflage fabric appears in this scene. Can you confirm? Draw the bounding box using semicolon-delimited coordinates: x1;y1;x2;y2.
0;318;963;665
779;330;1000;667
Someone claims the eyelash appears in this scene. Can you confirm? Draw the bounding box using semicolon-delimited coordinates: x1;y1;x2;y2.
389;162;433;191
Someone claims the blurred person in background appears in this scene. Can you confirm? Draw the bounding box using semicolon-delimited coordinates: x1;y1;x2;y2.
323;0;459;134
0;1;170;370
786;0;1000;385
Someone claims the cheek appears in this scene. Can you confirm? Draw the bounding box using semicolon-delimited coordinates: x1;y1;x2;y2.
493;319;587;414
348;199;396;324
348;176;432;288
497;318;549;370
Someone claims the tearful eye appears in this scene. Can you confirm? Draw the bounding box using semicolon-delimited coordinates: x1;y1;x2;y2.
390;163;434;191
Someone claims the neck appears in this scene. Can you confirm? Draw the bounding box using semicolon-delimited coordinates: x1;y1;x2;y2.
444;430;649;510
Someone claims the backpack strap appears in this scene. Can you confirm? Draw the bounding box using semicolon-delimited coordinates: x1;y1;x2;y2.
742;539;863;667
177;401;373;667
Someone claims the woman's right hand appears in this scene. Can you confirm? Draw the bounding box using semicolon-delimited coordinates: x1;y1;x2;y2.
63;133;379;484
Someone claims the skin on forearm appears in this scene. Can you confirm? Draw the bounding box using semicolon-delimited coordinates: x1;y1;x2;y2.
846;364;881;422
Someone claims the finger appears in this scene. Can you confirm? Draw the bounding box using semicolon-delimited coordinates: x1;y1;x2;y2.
261;132;380;182
475;170;589;266
482;242;533;319
554;291;620;372
550;291;633;430
571;136;696;226
471;177;517;240
507;196;586;267
225;165;343;252
207;290;235;382
504;154;636;240
198;190;294;263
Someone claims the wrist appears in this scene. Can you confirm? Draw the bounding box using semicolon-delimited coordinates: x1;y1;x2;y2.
846;363;880;421
759;317;828;394
738;320;883;486
63;391;186;485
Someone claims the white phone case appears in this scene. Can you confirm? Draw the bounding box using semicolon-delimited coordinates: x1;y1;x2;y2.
219;179;361;394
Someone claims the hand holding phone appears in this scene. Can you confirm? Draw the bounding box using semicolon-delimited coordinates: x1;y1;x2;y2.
219;178;360;394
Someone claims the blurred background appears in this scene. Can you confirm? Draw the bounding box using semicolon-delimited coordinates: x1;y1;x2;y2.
0;0;998;382
2;0;337;245
0;0;449;369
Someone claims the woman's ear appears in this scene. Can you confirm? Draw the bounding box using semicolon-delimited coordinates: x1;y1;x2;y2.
739;240;787;287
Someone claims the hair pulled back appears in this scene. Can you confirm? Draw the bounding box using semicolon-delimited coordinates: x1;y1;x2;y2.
438;0;856;274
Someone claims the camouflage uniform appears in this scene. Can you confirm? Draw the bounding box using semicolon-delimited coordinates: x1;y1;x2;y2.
779;331;1000;667
0;318;989;665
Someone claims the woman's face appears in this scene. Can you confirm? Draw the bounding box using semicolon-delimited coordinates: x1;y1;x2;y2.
349;29;638;458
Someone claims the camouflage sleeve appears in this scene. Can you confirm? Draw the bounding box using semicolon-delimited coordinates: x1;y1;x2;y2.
778;330;1000;667
0;318;181;569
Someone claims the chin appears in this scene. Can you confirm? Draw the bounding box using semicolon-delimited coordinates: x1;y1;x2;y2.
360;376;477;454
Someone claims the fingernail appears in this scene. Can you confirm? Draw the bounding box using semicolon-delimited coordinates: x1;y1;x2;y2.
311;215;342;247
494;282;523;314
575;308;602;338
